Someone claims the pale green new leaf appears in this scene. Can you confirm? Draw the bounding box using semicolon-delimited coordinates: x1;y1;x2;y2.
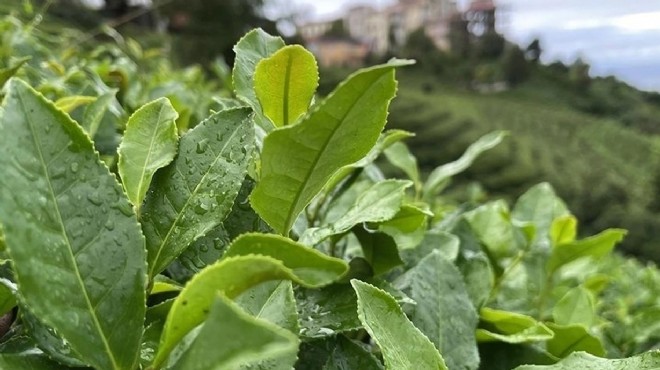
232;28;285;130
255;45;319;127
54;95;96;113
250;59;413;235
552;287;596;327
514;350;660;370
422;131;506;200
545;323;605;358
464;200;517;258
300;179;412;245
171;294;298;370
0;280;15;315
152;245;347;368
83;91;116;137
351;280;448;370
476;308;554;343
547;229;626;275
118;97;179;212
384;141;421;192
397;251;480;370
550;215;577;246
140;107;254;278
0;79;146;370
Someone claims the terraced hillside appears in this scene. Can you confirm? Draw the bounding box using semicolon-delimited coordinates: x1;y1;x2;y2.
388;75;660;259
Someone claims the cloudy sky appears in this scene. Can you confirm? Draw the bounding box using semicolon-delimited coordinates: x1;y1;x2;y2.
292;0;660;91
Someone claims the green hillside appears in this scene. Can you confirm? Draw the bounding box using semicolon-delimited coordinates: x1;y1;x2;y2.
387;70;660;259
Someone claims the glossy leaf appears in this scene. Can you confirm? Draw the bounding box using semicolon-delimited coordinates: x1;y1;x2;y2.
255;45;319;126
296;335;384;370
464;200;517;258
0;280;15;315
422;131;506;200
552;286;596;327
476;308;554;343
250;59;413;235
397;251;480;370
0;79;146;370
224;233;349;284
351;280;448;370
296;284;361;339
171;294;298;370
118;97;179;212
545;323;605;358
152;249;346;368
140;107;254;277
513;350;660;370
300;179;412;245
232;28;285;130
547;229;626;275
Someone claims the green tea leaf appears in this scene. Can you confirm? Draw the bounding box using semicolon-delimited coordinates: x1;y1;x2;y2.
397;251;480;370
255;45;319;127
324;129;414;192
545;323;605;358
0;57;30;88
512;183;569;249
476;308;554;343
513;350;660;370
464;200;517;258
118;97;179;212
141;107;254;277
152;249;346;368
384;141;421;192
0;79;146;370
457;251;494;309
0;281;15;315
547;229;626;275
224;233;349;284
54;95;96;113
236;281;299;370
250;59;413;235
353;227;403;276
552;287;596;327
300;179;412;245
550;215;577;246
83;91;116;138
232;28;285;130
171;294;298;370
378;204;430;250
351;280;447;370
423;131;506;200
0;354;64;370
296;336;384;370
296;284;361;339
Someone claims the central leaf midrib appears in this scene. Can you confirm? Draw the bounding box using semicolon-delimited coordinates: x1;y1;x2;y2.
282;70;390;233
135;102;168;209
18;89;120;370
149;119;243;276
282;52;293;126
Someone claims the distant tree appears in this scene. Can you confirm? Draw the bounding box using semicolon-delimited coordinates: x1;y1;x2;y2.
525;38;542;63
569;57;591;92
448;14;470;59
501;45;529;86
324;19;349;38
161;0;278;66
402;28;445;74
474;30;505;59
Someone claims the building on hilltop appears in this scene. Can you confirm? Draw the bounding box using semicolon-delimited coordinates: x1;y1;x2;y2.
298;0;463;66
